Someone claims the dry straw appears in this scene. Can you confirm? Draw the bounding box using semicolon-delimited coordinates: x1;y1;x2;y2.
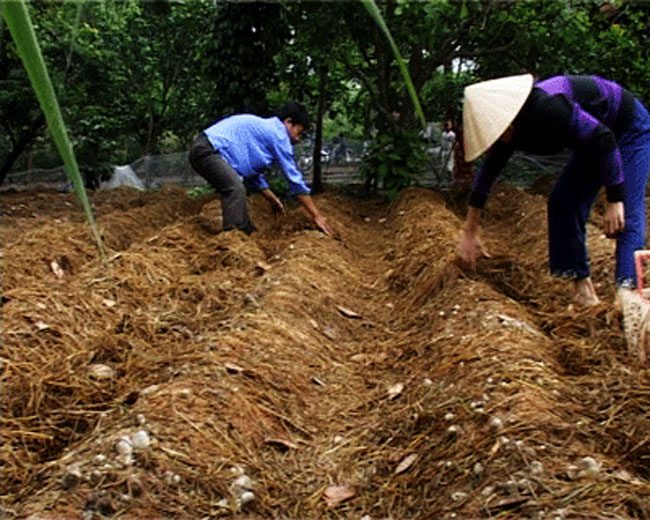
1;186;648;518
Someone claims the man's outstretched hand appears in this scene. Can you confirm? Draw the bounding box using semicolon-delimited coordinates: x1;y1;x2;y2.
314;214;338;238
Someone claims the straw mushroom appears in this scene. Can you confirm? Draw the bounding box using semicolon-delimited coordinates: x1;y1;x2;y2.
163;471;174;484
451;491;467;501
234;474;253;489
530;461;544;476
481;485;495;497
88;363;116;380
230;465;245;476
517;478;532;493
488;416;503;432
130;430;150;450
239;491;255;505
93;454;107;465
61;467;82;490
116;453;134;467
89;470;103;485
115;437;133;456
501;479;519;496
578;456;601;477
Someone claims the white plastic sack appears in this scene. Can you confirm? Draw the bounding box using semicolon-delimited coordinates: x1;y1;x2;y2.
101;165;145;191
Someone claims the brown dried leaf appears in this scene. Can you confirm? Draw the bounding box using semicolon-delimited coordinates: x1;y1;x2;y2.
35;320;50;331
336;305;362;319
224;362;245;374
255;261;272;272
264;437;299;452
324;485;355;507
322;325;337;340
394;453;418;475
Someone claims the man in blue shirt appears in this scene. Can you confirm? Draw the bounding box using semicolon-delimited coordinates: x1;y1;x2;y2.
189;102;335;236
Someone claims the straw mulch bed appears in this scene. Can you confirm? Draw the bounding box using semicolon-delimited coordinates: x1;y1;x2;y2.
1;184;648;519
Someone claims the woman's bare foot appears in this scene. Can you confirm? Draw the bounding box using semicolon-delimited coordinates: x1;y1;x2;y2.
573;277;601;307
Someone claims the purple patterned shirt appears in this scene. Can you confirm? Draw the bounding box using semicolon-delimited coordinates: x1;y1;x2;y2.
470;75;636;208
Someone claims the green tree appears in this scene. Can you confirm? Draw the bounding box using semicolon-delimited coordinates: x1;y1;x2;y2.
202;2;289;118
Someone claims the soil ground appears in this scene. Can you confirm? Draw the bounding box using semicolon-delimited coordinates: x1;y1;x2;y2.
1;184;648;519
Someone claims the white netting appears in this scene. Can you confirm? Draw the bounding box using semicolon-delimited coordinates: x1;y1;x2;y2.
1;152;206;192
127;152;201;189
2;165;70;191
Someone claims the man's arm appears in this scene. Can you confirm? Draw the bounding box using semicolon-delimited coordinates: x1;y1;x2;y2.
260;188;286;215
296;194;336;236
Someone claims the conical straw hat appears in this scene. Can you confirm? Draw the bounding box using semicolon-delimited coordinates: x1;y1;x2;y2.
463;74;534;162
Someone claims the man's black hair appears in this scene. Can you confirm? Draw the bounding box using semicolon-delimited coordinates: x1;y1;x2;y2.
276;102;310;129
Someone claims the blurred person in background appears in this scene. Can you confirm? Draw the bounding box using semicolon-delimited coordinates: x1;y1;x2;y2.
440;119;456;176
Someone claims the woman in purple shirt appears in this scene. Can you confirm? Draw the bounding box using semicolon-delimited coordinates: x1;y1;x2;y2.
189;102;335;236
458;74;650;306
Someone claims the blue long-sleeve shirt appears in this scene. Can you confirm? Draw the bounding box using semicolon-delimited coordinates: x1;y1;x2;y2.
202;114;310;195
470;75;637;208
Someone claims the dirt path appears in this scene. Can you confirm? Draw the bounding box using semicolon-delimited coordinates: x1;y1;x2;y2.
1;186;648;519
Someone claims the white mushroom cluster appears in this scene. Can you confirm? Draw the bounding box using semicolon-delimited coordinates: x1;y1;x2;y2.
215;466;256;510
567;456;601;479
114;429;151;466
163;470;182;485
59;416;155;496
488;415;503;432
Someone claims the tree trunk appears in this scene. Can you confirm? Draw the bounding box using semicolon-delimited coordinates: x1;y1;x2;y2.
452;126;473;186
0;114;45;185
311;65;327;194
144;108;156;155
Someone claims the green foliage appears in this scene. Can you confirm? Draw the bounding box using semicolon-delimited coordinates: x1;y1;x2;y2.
2;0;650;200
158;130;183;154
360;131;430;198
1;0;104;257
361;0;426;129
266;172;289;198
186;185;212;198
2;0;216;175
204;3;289;116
